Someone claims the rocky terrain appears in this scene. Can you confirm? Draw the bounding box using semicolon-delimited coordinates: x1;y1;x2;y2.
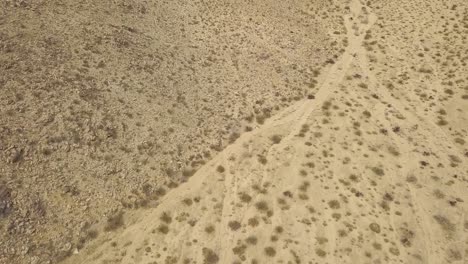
1;0;345;263
1;0;467;263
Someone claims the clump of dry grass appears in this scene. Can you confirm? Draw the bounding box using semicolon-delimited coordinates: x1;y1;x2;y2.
104;211;124;231
433;215;455;236
216;165;225;173
264;246;276;257
228;220;241;231
328;200;340;209
371;166;385;176
246;235;257;245
257;155;268;165
204;225;215;234
160;212;172;224
248;217;259;227
255;201;269;211
270;135;282;144
202;248;219;264
157;224;169;234
239;192;252;203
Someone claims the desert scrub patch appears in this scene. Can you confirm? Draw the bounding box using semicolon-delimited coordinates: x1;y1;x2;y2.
216;165;225;173
283;190;293;198
252;184;267;194
232;244;247;256
246;235;258;245
160;212;172;224
370;166;385;176
372;242;382;250
400;228;415;247
274;226;284;234
228;220;241;231
77;229;99;249
387;146;400;156
298;124;310;137
369;223;381;233
316;237;328;245
255;201;269;212
41;148;53;156
298;181;310;192
277;198;290;210
454;138;465;145
433;189;445;199
358;83;368;89
270;235;278;242
264;247;276;257
270;135;282;144
154;187;166;197
238;192;252;203
248;217;259;227
433;215;455;236
157;224;169;234
389;247;400;256
204;225;215;234
449;155;462;166
228;132;240;143
256;114;266;124
362;110;371;118
182;168;196;177
182;198;193;206
202;248;219;264
86;229;99;240
257;155;268;165
315;248;327;257
436;118;448;126
104;211;124;231
328;200;340;209
0;185;13;218
245;114;254;123
338;229;347;237
322;101;332;111
332;213;341;221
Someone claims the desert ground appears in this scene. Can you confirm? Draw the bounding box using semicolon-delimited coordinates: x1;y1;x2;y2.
1;0;467;263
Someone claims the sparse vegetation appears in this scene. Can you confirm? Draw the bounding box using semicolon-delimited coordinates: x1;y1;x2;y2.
270;135;282;144
157;224;169;234
2;1;467;263
371;167;385;176
228;221;241;231
205;225;215;234
369;223;381;233
104;211;124;232
255;201;269;212
239;192;252;203
246;235;258;245
202;248;219;264
216;165;225;173
264;247;276;257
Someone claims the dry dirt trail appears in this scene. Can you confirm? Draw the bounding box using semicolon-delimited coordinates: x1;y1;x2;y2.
63;0;468;263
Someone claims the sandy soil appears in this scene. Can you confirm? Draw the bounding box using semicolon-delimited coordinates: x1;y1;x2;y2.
1;0;468;263
62;0;468;263
1;0;345;263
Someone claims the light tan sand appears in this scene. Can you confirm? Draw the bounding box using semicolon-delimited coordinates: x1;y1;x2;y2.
62;0;468;263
